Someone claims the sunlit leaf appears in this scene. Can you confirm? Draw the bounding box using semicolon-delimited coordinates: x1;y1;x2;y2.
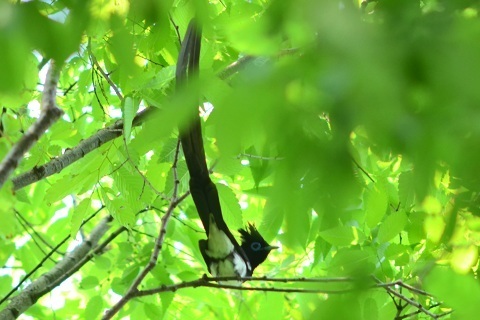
70;198;91;238
365;184;388;228
123;96;139;143
217;183;243;229
319;225;365;247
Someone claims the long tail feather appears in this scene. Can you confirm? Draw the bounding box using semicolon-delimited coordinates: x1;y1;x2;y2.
176;19;239;245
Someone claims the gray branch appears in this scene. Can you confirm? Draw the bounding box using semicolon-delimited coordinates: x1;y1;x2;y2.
0;216;112;320
12;108;154;190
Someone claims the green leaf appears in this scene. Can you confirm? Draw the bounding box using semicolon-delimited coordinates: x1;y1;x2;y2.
94;256;111;270
46;147;111;204
330;248;376;276
144;303;163;319
0;208;16;238
258;292;284;319
398;170;415;208
260;200;284;240
245;146;274;188
214;157;245;177
313;235;331;267
123;96;139;143
365;185;388;228
0;242;15;266
405;211;426;244
114;167;147;212
319;225;365;247
145;161;171;193
84;295;103;320
101;188;135;228
284;206;311;249
158;138;180;163
80;276;99;290
164;160;189;197
144;65;176;89
385;243;410;266
425;267;480;318
0;276;13;297
216;183;243;229
363;297;378;320
70;198;91;238
377;210;408;243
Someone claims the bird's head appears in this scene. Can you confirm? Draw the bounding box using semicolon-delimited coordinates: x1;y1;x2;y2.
239;223;278;272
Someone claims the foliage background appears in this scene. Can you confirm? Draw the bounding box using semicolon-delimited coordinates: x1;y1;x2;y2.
2;0;480;319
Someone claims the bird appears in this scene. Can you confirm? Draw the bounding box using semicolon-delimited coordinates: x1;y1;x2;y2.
176;18;278;278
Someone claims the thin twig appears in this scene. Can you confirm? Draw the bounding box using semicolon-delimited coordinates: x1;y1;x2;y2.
382;286;439;319
122;131;167;200
376;279;432;297
372;277;441;319
204;275;354;283
351;156;375;183
139;280;352;296
237;153;284;161
15;210;62;254
169;14;182;45
14;212;56;260
0;232;70;307
88;45;123;101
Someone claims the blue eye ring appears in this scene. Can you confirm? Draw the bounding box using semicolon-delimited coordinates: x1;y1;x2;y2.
251;242;262;251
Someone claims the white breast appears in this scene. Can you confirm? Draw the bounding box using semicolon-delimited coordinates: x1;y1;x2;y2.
206;218;249;278
206;219;234;258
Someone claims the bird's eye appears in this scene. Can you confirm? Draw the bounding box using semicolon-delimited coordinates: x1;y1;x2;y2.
251;242;262;251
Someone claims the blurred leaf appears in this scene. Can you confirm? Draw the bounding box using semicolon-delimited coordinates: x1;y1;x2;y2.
425;267;479;318
80;276;99;290
84;295;103;320
258;292;284;319
377;210;408;243
144;303;163;319
0;276;13;297
319;225;365;247
363;297;379;320
0;242;15;266
330;248;376;276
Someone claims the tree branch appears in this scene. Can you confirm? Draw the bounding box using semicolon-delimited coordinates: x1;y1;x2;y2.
0;61;64;189
0;207;104;307
38;224;126;297
0;214;112;320
131;275;447;319
88;42;124;101
11;107;155;190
